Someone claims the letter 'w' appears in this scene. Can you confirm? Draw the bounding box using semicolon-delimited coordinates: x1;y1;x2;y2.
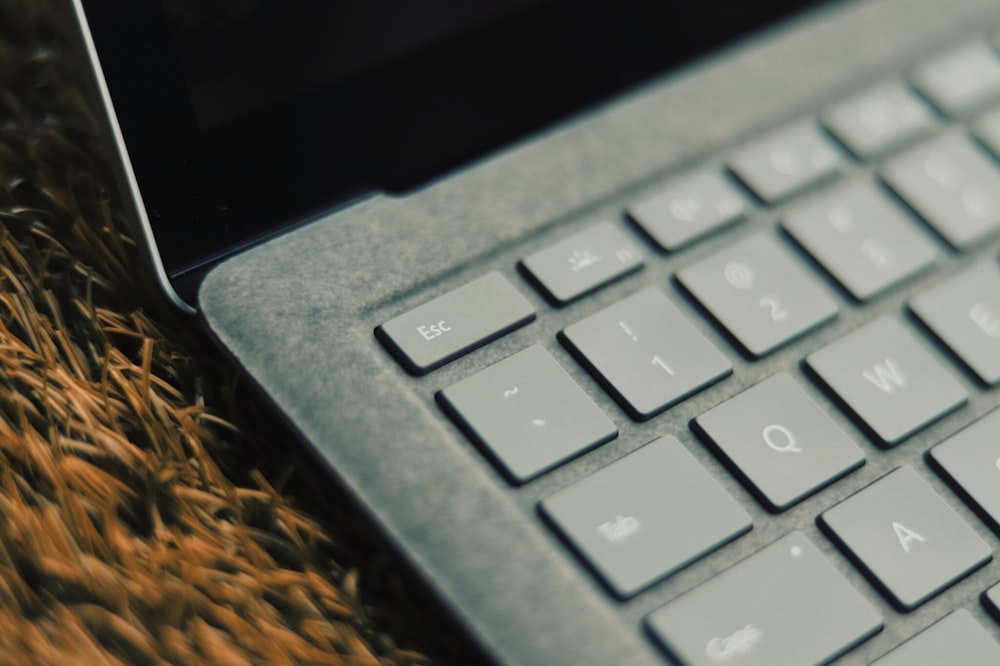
862;358;906;394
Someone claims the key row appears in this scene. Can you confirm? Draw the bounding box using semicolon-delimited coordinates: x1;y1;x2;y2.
632;43;1000;250
553;448;1000;662
435;257;1000;484
534;381;1000;601
537;380;998;602
648;533;1000;666
484;340;1000;607
380;211;996;393
547;436;999;651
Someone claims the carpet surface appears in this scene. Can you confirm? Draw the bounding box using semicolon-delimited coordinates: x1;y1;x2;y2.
0;2;458;664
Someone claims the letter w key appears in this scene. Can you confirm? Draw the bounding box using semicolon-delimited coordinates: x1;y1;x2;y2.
806;317;966;445
862;357;906;393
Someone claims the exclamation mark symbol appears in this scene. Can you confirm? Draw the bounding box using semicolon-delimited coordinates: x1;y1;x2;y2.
619;321;639;342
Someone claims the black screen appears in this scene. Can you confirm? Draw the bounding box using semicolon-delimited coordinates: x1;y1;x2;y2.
163;0;543;129
82;0;819;298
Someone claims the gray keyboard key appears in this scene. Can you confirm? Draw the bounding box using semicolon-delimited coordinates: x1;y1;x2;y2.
824;81;935;159
647;532;882;666
540;436;751;598
377;272;535;375
819;466;991;611
728;121;842;203
871;610;1000;666
912;43;1000;117
561;288;731;420
521;222;643;305
694;374;865;512
438;345;616;483
627;172;746;251
910;263;1000;385
806;317;967;445
930;409;1000;534
783;181;937;301
677;234;838;357
882;133;1000;249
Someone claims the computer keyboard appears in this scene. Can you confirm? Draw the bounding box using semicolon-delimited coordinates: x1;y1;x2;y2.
376;34;1000;665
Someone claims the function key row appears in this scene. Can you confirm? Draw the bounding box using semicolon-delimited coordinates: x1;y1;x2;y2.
629;42;1000;256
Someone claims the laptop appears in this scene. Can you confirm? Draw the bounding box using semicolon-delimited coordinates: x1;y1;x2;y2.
68;0;1000;662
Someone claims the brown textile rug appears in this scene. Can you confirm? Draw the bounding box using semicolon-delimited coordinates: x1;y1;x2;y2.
0;2;463;664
